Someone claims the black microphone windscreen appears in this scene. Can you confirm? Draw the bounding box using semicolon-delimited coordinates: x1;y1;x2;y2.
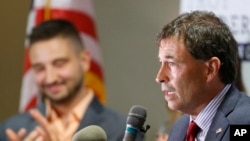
127;105;147;128
123;105;147;141
72;125;107;141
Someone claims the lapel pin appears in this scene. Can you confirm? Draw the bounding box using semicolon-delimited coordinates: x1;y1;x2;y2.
216;128;222;134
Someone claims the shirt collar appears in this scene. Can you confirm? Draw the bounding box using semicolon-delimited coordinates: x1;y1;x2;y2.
190;84;231;139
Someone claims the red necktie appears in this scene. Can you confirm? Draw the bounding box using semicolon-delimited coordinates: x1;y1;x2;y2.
186;121;200;141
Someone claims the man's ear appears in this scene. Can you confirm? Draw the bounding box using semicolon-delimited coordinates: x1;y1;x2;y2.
80;50;91;72
205;57;221;83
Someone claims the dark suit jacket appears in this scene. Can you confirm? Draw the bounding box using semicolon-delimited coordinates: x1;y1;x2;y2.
0;97;126;141
168;85;250;141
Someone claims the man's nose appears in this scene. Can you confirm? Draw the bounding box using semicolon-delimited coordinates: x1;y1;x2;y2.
155;65;168;83
44;67;57;84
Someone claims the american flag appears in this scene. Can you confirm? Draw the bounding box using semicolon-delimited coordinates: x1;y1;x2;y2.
20;0;106;112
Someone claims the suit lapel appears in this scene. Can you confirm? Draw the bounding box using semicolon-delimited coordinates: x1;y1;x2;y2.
168;115;189;141
205;111;229;140
76;97;104;131
205;85;240;141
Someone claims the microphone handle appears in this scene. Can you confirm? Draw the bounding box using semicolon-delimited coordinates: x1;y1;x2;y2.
123;125;139;141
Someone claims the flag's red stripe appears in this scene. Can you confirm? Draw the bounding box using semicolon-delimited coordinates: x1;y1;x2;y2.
24;95;37;111
90;60;104;80
35;8;98;40
23;48;31;74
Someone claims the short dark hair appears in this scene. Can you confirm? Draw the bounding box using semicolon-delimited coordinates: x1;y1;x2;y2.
157;10;239;84
29;19;83;50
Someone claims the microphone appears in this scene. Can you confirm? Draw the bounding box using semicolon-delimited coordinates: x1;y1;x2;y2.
123;105;150;141
72;125;107;141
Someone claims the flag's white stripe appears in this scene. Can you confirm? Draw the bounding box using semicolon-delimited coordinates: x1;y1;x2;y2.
80;33;103;66
34;0;95;18
24;9;36;47
20;4;37;111
19;70;38;111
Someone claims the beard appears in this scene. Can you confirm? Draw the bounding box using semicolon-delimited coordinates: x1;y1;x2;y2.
40;77;84;104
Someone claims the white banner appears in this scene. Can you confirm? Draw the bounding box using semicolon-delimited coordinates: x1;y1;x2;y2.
180;0;250;95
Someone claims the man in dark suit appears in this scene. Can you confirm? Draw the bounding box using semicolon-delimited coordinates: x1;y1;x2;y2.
0;19;126;141
155;10;250;141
